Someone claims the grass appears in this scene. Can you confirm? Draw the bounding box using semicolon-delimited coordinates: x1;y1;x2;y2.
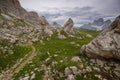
11;30;100;80
0;40;32;72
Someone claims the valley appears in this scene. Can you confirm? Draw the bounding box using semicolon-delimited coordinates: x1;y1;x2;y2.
0;0;120;80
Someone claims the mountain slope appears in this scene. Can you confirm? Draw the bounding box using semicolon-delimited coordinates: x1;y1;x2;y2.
0;0;50;26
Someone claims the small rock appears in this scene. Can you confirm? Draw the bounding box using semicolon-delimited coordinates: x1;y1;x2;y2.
114;71;120;77
67;74;75;80
70;41;76;45
77;37;83;40
30;73;35;79
58;34;66;39
86;34;92;38
71;56;81;62
65;67;72;76
69;66;78;75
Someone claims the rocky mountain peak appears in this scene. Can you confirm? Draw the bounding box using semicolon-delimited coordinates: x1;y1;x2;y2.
105;20;111;23
80;18;111;31
98;18;104;22
93;18;104;26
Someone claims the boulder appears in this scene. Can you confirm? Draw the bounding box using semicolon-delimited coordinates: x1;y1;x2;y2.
63;18;75;34
86;34;93;38
67;74;75;80
44;27;53;37
58;33;66;39
80;15;120;60
64;66;78;76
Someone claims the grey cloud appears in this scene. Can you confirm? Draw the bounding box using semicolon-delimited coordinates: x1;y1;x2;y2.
20;0;120;26
38;7;110;26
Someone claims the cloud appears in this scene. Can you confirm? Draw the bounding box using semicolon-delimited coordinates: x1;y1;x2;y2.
38;7;110;26
19;0;120;26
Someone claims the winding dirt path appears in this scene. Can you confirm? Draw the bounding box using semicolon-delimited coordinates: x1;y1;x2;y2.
0;42;36;80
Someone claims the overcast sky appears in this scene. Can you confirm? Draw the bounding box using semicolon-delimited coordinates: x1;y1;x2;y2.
19;0;120;26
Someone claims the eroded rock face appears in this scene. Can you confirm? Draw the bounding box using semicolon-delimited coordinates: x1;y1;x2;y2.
63;18;74;34
0;0;54;38
0;0;25;15
27;11;41;25
80;15;120;60
39;16;50;26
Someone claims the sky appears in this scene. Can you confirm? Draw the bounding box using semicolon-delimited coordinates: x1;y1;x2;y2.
19;0;120;26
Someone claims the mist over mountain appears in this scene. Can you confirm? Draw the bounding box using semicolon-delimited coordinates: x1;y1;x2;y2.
80;18;112;31
20;0;120;26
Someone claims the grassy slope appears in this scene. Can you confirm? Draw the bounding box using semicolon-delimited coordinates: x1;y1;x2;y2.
0;41;32;72
13;30;100;80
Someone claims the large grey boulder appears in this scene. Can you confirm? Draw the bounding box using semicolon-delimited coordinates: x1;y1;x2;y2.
80;15;120;60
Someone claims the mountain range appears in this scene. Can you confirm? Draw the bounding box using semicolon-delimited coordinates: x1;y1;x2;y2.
80;18;111;31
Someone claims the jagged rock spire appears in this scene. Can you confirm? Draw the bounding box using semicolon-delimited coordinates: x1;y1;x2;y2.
63;18;74;34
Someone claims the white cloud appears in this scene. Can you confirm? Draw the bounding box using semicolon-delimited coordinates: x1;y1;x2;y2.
19;0;120;26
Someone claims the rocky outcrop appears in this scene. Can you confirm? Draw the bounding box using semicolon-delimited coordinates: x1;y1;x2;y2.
0;0;54;38
44;27;53;38
0;0;26;15
27;11;42;25
63;18;75;34
0;13;44;44
80;15;120;60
